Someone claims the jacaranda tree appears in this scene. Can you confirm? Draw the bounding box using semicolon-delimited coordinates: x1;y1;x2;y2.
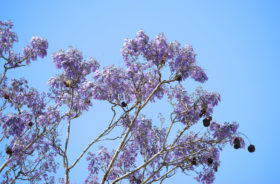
0;20;255;184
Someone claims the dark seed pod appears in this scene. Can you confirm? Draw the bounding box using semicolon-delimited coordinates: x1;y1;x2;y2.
85;99;91;104
234;138;240;145
175;75;182;82
214;164;218;172
233;138;241;149
248;144;255;153
191;157;197;165
5;147;13;156
203;116;212;127
28;121;33;127
207;158;213;165
3;93;9;100
121;102;127;107
203;120;210;127
234;143;241;149
63;80;72;87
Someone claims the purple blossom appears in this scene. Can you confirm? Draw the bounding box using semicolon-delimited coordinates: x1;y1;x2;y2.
210;121;239;140
92;64;165;105
92;65;134;103
23;37;48;64
52;47;99;80
191;65;208;83
0;21;18;54
1;113;29;137
196;169;215;184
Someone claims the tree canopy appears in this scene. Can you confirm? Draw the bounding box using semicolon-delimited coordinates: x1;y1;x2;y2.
0;20;254;184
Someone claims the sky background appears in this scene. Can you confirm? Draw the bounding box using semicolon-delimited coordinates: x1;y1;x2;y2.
1;0;280;183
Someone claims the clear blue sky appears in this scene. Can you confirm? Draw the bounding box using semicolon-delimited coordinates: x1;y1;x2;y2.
1;0;280;183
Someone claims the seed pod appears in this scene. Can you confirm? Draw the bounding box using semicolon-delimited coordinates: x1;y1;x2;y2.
214;164;218;172
175;75;182;82
203;120;210;127
191;157;197;165
5;147;13;156
207;158;213;165
121;102;127;107
3;93;9;100
234;137;240;145
233;138;241;149
203;116;212;127
63;80;72;87
248;144;255;153
234;143;240;149
28;121;33;127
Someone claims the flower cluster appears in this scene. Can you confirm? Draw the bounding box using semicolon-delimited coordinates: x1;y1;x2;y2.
0;112;31;137
48;47;100;115
0;21;18;55
0;78;59;183
167;85;221;125
0;78;46;113
86;116;168;183
85;147;113;183
210;121;239;140
52;47;99;80
23;37;48;64
0;20;48;68
92;64;165;105
92;65;133;103
196;169;215;184
121;30;207;83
